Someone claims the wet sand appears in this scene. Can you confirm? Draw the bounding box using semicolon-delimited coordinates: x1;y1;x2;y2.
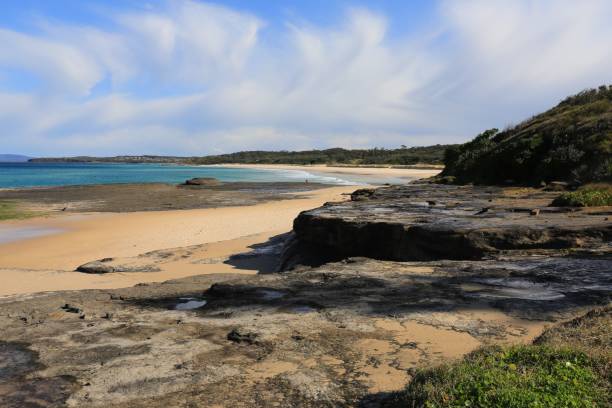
0;185;355;296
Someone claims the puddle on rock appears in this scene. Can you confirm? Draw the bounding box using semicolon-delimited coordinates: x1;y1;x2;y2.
463;278;565;301
174;297;207;310
259;289;285;300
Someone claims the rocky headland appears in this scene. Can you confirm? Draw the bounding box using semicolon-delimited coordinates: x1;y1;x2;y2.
0;180;609;407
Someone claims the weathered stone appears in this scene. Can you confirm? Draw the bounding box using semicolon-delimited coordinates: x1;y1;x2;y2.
61;304;81;314
282;184;612;268
227;328;259;345
76;259;160;274
0;250;609;406
183;177;221;186
76;260;115;274
350;188;376;201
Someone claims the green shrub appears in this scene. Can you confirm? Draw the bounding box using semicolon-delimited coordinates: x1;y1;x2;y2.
552;188;612;207
399;345;608;408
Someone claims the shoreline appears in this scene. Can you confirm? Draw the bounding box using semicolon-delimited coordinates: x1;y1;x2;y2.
0;163;440;296
207;163;441;185
0;185;355;296
0;164;439;191
209;162;442;176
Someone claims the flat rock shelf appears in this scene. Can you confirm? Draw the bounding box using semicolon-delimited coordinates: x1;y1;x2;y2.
282;183;611;269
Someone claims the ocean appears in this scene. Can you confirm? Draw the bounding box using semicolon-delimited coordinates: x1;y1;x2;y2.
0;162;356;189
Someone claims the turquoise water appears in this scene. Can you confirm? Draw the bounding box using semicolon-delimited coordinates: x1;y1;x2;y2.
0;162;355;189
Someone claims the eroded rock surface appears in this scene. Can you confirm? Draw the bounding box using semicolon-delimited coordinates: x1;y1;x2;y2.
0;253;609;407
283;184;611;268
183;177;222;186
0;182;327;213
76;258;161;274
1;183;610;407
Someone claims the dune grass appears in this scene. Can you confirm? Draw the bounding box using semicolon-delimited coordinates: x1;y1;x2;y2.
393;306;611;408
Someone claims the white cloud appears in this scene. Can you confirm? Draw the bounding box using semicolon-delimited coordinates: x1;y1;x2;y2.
433;0;612;126
0;0;611;155
0;29;103;95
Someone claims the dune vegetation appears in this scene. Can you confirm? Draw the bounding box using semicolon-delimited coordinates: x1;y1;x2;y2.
394;306;611;408
440;85;612;186
552;184;612;207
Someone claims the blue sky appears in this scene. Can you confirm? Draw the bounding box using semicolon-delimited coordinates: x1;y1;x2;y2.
1;0;611;156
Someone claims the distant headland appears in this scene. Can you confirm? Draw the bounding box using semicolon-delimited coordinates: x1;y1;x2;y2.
0;154;30;162
27;145;452;168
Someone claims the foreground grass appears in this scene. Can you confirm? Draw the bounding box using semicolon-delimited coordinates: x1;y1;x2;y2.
552;184;612;207
0;201;35;221
392;306;611;408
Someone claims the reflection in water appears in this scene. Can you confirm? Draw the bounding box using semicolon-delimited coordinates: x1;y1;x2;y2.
174;298;207;310
462;278;566;301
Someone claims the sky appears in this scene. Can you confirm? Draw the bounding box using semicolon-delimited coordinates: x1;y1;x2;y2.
1;0;611;157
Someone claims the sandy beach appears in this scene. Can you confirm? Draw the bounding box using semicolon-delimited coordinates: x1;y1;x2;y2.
214;163;441;184
0;185;355;296
0;165;441;297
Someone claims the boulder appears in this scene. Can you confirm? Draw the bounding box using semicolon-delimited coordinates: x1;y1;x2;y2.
76;260;115;274
183;177;221;186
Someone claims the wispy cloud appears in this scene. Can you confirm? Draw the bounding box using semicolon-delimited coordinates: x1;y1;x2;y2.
1;0;611;155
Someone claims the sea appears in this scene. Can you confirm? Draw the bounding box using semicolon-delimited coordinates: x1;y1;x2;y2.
0;162;357;189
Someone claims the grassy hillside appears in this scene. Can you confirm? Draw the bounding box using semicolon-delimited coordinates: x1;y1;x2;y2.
440;85;612;185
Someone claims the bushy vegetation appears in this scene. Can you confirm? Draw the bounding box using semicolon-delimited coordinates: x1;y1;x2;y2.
401;346;605;408
441;85;612;185
552;185;612;207
0;201;34;221
31;146;452;167
187;146;451;166
393;307;611;408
